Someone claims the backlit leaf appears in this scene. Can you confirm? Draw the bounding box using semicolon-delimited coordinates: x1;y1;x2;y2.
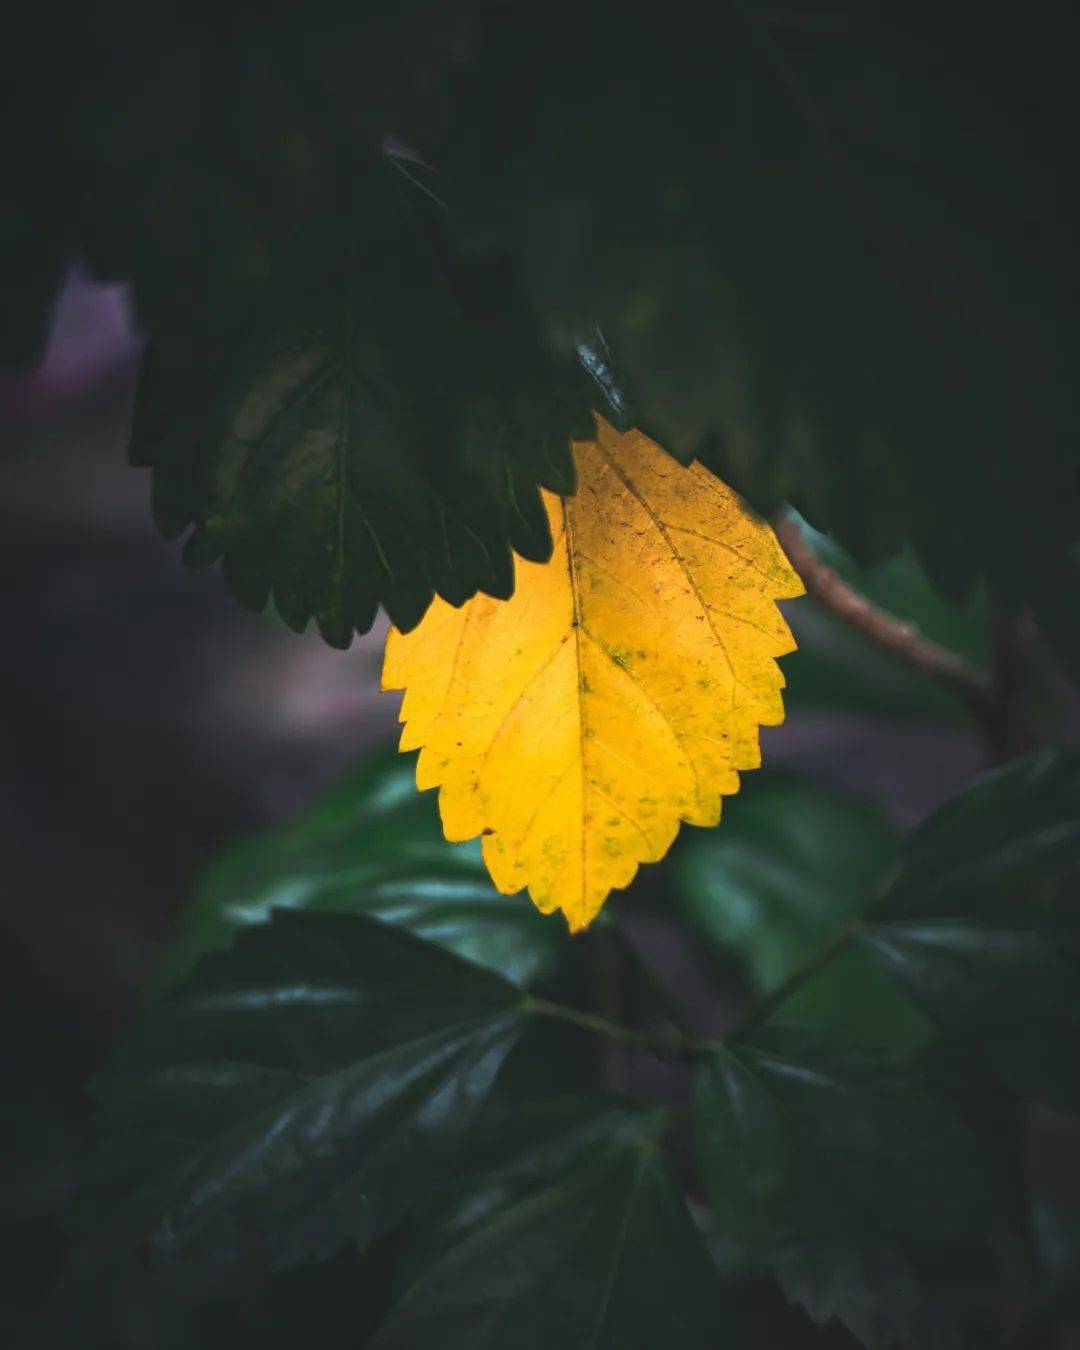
383;417;803;930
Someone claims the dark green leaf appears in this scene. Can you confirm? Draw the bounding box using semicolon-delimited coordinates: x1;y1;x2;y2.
86;910;527;1291
448;5;1080;637
879;750;1080;918
863;920;1080;1112
130;153;596;643
159;749;569;993
392;1098;658;1280
372;1102;730;1349
673;775;929;1051
695;1027;1009;1348
5;6;597;642
856;750;1080;1110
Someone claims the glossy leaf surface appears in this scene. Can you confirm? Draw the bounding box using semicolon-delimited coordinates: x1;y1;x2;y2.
87;911;526;1288
860;751;1080;1109
695;1027;1007;1348
373;1103;729;1349
673;774;929;1050
159;750;568;993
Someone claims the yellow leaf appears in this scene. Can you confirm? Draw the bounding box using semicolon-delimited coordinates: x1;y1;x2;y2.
382;417;804;931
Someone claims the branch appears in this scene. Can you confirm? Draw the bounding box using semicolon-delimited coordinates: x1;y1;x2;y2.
774;514;995;724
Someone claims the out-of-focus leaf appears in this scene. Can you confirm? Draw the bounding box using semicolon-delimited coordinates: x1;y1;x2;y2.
859;751;1080;1110
694;1026;1009;1349
673;774;930;1050
83;912;527;1293
159;750;569;993
371;1101;730;1349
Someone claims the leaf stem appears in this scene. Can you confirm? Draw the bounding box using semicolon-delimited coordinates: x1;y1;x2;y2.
529;912;871;1057
726;918;865;1041
525;996;707;1062
594;927;628;1091
530;913;872;1057
609;921;697;1038
774;514;995;724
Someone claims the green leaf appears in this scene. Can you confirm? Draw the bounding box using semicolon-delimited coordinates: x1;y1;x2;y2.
8;7;599;643
695;1027;1009;1349
877;749;1080;917
858;751;1080;1110
85;911;527;1291
390;1098;657;1284
863;920;1080;1112
131;153;595;644
672;774;930;1051
159;749;569;993
449;6;1080;636
778;514;990;724
371;1102;730;1349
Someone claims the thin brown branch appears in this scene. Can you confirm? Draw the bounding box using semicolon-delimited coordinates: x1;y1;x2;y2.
774;514;995;724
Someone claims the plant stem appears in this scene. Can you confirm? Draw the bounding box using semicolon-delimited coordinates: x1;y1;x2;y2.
774;514;995;723
594;927;628;1091
525;996;706;1062
727;918;864;1040
609;921;696;1037
529;916;864;1057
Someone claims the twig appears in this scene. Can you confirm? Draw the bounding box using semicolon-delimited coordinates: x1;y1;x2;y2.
774;514;995;724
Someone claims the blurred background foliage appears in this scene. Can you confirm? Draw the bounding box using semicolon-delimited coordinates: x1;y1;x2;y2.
3;2;1078;652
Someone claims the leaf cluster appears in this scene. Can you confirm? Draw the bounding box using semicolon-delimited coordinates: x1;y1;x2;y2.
3;4;1077;656
38;747;1080;1349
